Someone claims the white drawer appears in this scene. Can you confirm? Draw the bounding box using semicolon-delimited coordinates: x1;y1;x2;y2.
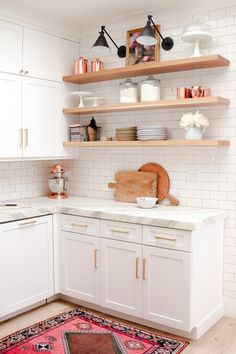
61;214;100;237
101;220;142;243
143;225;191;252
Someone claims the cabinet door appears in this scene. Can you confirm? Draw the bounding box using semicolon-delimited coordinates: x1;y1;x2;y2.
143;245;191;331
0;73;22;158
0;20;22;75
101;238;142;317
23;28;61;81
61;231;100;304
0;216;54;317
22;77;62;157
59;38;79;76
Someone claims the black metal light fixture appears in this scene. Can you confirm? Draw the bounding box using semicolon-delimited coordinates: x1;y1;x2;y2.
137;15;174;51
92;26;126;58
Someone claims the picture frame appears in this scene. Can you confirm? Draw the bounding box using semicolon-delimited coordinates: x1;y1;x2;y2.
125;25;161;66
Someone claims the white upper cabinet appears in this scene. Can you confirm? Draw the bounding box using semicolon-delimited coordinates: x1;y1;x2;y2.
0;73;22;158
0;20;22;75
23;77;63;157
23;28;79;81
23;28;61;81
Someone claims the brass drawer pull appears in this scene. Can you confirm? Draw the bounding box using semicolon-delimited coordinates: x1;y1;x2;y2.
155;235;177;242
19;220;37;228
71;223;88;228
110;228;129;235
136;257;140;278
94;249;99;268
143;258;147;280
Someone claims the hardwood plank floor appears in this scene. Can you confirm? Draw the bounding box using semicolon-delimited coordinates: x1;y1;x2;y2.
0;300;236;354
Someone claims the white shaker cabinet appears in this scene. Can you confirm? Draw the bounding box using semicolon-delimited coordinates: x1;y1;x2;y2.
142;245;191;331
101;238;142;317
61;231;100;305
0;73;22;158
22;77;63;157
0;20;22;75
0;216;54;318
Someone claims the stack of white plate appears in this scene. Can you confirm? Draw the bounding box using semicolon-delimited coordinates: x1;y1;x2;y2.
137;126;168;140
116;127;137;141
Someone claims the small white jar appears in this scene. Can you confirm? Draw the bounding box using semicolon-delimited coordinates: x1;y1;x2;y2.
140;76;160;102
119;79;138;103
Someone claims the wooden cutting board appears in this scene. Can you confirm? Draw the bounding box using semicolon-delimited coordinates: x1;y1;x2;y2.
138;163;179;206
108;171;158;203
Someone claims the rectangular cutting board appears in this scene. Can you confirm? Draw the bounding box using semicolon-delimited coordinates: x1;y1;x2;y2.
108;171;158;203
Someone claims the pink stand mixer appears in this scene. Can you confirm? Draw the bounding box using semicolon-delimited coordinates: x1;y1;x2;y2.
48;164;69;199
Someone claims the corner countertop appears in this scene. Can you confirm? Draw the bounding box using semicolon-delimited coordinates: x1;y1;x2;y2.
0;196;226;231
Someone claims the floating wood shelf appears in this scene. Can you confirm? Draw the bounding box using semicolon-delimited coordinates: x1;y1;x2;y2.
63;55;229;85
64;140;230;147
63;97;229;115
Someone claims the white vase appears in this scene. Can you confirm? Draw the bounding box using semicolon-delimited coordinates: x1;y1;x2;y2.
185;126;206;140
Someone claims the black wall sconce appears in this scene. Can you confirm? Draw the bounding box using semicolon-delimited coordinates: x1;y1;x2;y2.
92;26;126;58
137;15;174;51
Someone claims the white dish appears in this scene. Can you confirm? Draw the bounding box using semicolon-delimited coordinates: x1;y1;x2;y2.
84;96;106;106
136;197;158;208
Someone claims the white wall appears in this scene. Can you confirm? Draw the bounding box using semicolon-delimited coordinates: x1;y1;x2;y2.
67;3;236;314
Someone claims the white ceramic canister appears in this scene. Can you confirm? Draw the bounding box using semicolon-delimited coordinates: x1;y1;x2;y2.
119;79;138;103
140;76;160;101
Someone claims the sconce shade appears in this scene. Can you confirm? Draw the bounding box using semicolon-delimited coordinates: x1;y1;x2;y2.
92;31;110;55
136;21;157;46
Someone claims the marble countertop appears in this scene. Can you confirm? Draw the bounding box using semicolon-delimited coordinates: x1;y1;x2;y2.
0;196;226;231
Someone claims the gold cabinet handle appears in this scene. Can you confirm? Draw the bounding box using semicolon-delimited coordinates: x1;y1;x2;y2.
19;220;37;228
19;69;24;74
136;257;140;279
24;70;29;75
110;228;129;235
155;235;177;242
143;258;147;280
19;129;23;147
94;249;98;268
71;223;88;228
24;129;28;147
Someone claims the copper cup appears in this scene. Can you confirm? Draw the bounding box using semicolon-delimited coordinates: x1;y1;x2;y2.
74;57;88;74
177;87;192;99
191;85;204;98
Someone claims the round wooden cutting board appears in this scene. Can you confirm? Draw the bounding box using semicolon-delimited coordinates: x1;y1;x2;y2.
138;163;179;205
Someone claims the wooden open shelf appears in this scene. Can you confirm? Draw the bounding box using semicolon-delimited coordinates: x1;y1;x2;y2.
64;140;230;147
63;54;229;84
63;97;229;115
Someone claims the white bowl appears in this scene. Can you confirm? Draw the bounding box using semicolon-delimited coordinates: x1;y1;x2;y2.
136;197;158;209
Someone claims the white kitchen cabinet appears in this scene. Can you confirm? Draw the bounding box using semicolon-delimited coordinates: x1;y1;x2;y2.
0;73;22;158
61;231;100;305
22;77;63;157
0;20;22;75
101;238;142;317
142;245;191;331
0;216;54;317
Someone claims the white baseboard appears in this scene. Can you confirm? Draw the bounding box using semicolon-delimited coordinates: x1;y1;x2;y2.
224;296;236;318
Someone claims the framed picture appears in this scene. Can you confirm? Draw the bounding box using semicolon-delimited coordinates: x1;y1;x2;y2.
125;25;160;66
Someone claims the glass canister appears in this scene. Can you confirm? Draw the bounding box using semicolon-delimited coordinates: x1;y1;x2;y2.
119;79;138;103
140;76;160;102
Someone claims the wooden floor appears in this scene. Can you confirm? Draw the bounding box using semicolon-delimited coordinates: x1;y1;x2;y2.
1;300;236;354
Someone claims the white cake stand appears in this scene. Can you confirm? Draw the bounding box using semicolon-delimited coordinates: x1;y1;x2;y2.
84;96;106;107
181;21;212;57
70;91;93;107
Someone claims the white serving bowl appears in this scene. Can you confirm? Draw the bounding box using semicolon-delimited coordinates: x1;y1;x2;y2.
136;197;158;209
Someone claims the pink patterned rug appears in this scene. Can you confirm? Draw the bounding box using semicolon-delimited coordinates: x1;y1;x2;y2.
0;307;189;353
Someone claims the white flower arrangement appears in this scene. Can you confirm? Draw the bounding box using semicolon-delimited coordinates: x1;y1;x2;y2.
180;111;209;130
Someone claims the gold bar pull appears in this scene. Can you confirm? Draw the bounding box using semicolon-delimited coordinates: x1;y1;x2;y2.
136;257;140;278
143;258;147;280
155;235;177;242
94;249;99;268
71;223;88;228
24;129;28;147
110;228;129;235
19;220;37;228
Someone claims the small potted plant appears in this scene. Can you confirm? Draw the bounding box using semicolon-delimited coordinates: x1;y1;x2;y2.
180;111;209;140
